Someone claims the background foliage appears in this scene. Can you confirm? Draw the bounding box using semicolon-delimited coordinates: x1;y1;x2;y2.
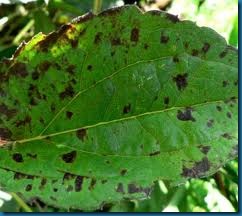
0;0;238;212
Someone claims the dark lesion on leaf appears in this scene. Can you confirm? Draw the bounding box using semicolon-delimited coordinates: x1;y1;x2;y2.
38;61;51;72
149;151;160;156
15;116;31;127
61;151;77;163
9;62;28;78
94;32;103;44
173;73;188;91
0;103;17;120
182;157;210;178
12;153;24;163
123;103;131;114
76;128;87;141
160;32;169;44
198;145;211;155
207;119;214;128
192;49;199;56
14;172;35;180
120;169;127;176
75;176;84;192
87;65;93;71
164;96;169;106
116;183;125;193
111;37;122;46
221;133;232;140
88;178;97;190
222;80;228;87
226;112;232;119
128;183;151;196
59;85;75;100
216;105;222;112
66;111;73;119
66;65;75;75
25;184;32;192
130;28;139;42
177;107;195;122
202;42;210;53
63;172;76;182
0;128;12;140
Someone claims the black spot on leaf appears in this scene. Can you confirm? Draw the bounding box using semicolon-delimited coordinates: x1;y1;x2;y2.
120;169;127;176
94;32;102;44
76;128;87;141
66;65;75;75
149;151;160;156
192;49;199;56
62;151;77;163
202;42;210;53
160;32;169;43
10;62;28;78
87;65;92;71
0;128;12;140
59;85;75;100
38;61;51;72
173;56;179;63
216;105;222;112
12;153;23;162
116;183;124;193
123;103;131;114
198;145;211;155
111;37;121;46
128;183;140;193
222;81;228;87
88;178;97;190
25;184;32;191
0;104;17;120
207;119;214;128
31;71;39;80
164;97;169;106
177;107;195;122
63;173;75;182
227;112;232;119
75;176;84;192
130;28;139;42
173;73;188;91
222;133;232;140
15;116;31;127
66;111;73;119
182;157;210;178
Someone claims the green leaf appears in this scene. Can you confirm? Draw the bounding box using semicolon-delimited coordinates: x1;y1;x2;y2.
0;5;238;210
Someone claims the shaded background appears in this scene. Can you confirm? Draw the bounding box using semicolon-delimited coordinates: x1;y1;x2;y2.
0;0;238;212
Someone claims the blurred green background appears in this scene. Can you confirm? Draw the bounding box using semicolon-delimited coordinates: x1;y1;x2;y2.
0;0;238;212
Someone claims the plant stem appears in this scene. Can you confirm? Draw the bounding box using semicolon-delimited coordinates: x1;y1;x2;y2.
10;192;33;212
93;0;102;14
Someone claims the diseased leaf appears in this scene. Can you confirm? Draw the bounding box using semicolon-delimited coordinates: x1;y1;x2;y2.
0;5;238;210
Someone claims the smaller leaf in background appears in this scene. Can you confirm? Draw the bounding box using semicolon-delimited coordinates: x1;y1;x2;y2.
33;9;55;33
229;15;238;47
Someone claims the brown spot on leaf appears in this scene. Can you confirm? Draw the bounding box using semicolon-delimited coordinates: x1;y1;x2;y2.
202;42;210;53
207;119;214;128
70;39;78;48
0;104;17;120
59;85;75;100
149;151;160;156
66;65;75;75
198;145;211;154
38;61;51;72
177;107;195;122
66;111;73;119
128;183;140;193
222;81;228;87
192;49;199;56
15;116;31;127
227;112;232;119
173;56;179;63
130;28;139;42
116;183;124;193
0;128;12;140
221;133;232;140
216;105;222;112
39;178;47;190
164;97;169;106
219;50;227;58
12;153;23;162
31;71;39;80
62;151;77;163
66;185;74;192
88;178;97;190
25;184;32;191
26;153;37;159
173;73;188;91
75;176;84;192
87;65;92;71
120;169;127;176
144;43;149;49
111;37;121;46
63;173;75;182
10;62;28;78
182;157;210;178
14;172;34;180
123;103;131;114
160;32;169;43
76;128;87;141
101;179;107;184
94;32;102;44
